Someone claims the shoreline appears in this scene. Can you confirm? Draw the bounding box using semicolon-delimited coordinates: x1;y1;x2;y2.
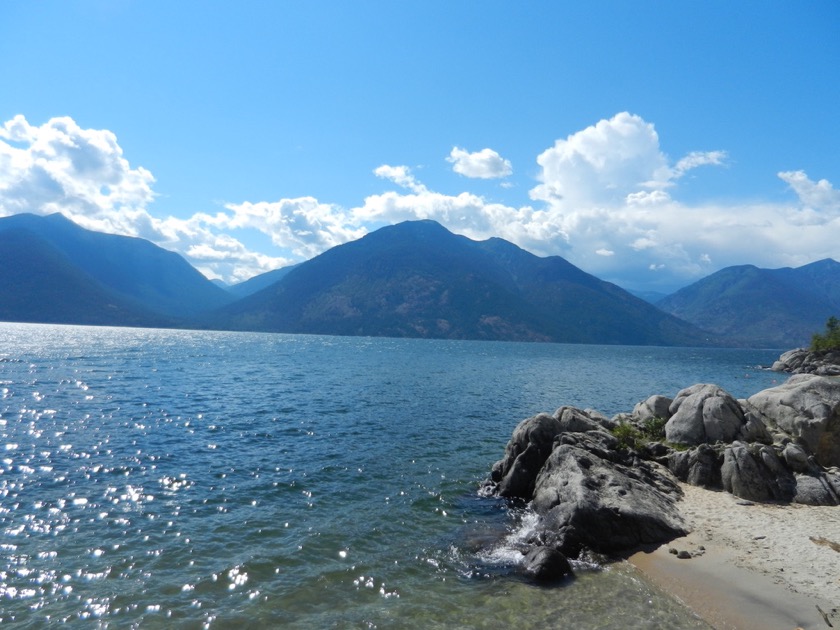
626;484;839;630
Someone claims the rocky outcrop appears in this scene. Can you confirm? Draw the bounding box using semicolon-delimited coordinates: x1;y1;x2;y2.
485;407;688;561
665;384;746;445
745;374;840;467
532;432;687;558
772;348;840;376
483;372;840;572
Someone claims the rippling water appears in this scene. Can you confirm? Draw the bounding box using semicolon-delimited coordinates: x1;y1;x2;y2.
0;323;784;628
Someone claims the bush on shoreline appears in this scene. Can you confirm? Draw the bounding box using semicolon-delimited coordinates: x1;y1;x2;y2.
811;316;840;352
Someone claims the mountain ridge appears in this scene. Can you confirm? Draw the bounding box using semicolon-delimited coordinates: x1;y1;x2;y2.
656;258;840;347
206;220;713;345
0;213;234;320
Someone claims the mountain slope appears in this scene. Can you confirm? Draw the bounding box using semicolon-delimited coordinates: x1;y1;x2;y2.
656;259;840;347
227;264;299;298
0;228;170;326
208;220;712;345
0;213;233;318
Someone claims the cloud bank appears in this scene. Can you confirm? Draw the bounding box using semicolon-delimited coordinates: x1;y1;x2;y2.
2;113;838;292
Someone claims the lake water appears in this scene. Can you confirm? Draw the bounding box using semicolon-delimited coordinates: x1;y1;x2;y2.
0;323;786;628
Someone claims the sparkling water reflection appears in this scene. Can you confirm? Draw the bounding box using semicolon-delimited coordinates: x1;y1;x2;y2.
0;323;784;627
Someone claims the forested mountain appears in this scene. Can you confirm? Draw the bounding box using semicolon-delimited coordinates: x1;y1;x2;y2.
0;227;170;327
656;259;840;347
206;220;712;345
4;212;834;348
0;213;233;320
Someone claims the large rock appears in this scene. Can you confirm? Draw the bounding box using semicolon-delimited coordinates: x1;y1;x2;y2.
530;432;687;557
745;374;840;467
633;395;673;422
665;384;745;446
521;546;573;582
668;443;722;488
720;441;796;502
489;413;562;500
793;472;840;505
772;348;840;376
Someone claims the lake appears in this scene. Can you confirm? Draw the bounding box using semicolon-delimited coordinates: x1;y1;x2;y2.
0;323;785;628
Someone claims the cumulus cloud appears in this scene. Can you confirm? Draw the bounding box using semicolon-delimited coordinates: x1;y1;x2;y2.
3;112;838;293
778;170;840;215
374;164;428;194
0;115;302;282
217;198;367;260
530;112;673;206
447;147;512;179
0;114;156;220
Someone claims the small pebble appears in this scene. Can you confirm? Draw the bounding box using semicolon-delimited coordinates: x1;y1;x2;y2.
676;550;691;559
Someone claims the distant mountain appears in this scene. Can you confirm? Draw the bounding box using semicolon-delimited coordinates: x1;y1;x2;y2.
656;259;840;347
0;213;234;320
0;227;170;327
628;289;670;304
207;220;712;345
227;264;299;299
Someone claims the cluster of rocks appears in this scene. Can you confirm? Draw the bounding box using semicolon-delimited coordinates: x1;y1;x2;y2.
482;372;840;581
772;347;840;376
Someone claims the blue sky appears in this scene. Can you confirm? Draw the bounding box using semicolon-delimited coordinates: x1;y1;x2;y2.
1;1;839;293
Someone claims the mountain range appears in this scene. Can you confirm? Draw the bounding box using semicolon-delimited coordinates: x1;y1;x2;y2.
0;213;233;326
656;259;840;347
203;220;707;345
1;212;837;347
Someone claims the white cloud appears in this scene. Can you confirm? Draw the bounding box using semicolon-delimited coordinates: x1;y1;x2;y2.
0;115;297;282
218;198;367;259
778;170;840;215
0;114;156;220
447;147;512;179
673;150;728;177
3;113;838;294
529;112;673;206
374;164;428;194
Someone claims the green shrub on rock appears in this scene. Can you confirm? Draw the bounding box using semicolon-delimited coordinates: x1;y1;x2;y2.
811;316;840;352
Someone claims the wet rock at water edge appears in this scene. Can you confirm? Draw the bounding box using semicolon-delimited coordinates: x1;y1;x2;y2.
521;545;573;582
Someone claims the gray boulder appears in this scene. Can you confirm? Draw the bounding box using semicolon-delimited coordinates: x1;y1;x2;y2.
745;374;840;467
633;395;673;422
521;546;573;582
489;413;562;500
665;384;745;446
555;406;611;434
720;441;796;502
738;410;773;444
668;443;722;488
793;472;840;506
782;442;811;472
772;348;840;376
531;433;687;557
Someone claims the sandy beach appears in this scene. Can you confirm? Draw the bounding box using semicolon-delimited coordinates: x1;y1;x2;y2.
628;483;840;629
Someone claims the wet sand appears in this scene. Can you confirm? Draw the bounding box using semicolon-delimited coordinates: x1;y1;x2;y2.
628;484;840;630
